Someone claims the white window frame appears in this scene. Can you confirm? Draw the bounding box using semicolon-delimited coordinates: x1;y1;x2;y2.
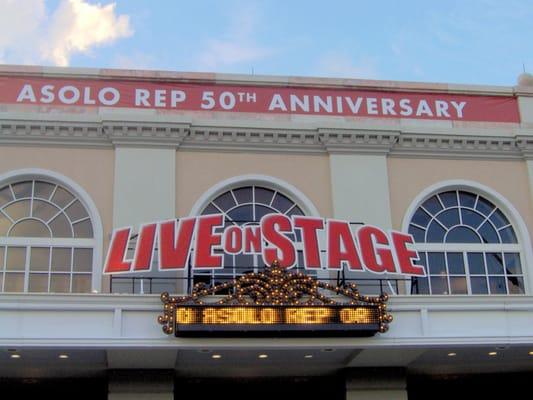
0;169;104;292
189;174;326;280
402;180;533;295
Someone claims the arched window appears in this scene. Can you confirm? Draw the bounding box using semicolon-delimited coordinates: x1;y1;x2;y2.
190;176;320;288
407;188;525;295
0;175;100;293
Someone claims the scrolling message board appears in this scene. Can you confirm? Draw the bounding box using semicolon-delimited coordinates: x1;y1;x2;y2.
172;305;381;337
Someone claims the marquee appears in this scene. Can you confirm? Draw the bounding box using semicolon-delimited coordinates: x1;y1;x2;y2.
158;260;393;337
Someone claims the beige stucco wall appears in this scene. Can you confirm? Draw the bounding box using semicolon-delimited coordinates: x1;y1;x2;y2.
0;146;114;255
388;157;533;243
175;150;333;217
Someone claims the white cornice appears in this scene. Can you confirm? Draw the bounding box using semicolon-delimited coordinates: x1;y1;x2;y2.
392;133;523;159
516;135;533;159
183;126;324;153
319;128;399;155
0;119;106;146
1;118;533;159
104;121;189;147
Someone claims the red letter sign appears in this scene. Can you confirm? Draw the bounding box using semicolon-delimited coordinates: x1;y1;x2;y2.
133;223;157;271
193;215;224;269
358;226;395;273
159;218;196;270
294;216;323;269
104;228;132;274
326;220;362;270
261;214;296;268
392;232;424;276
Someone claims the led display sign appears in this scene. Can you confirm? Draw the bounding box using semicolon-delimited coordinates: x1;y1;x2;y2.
172;305;381;337
158;261;393;337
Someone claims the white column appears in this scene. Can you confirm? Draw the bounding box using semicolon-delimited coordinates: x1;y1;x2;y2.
328;148;398;293
346;368;407;400
112;146;180;293
329;153;392;228
113;147;175;228
108;371;173;400
518;96;533;125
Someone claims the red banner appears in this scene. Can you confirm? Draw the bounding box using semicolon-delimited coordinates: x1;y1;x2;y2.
0;76;520;122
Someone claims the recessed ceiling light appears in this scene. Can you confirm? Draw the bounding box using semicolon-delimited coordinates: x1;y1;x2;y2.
304;355;313;359
10;354;21;359
528;351;533;356
258;354;268;359
447;352;457;357
488;351;497;356
321;348;335;352
211;354;222;359
59;354;69;359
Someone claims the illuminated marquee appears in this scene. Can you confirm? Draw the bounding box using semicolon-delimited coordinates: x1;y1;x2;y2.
158;261;392;337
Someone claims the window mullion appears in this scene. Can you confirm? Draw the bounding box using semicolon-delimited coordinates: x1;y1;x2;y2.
444;251;451;295
69;247;74;293
464;251;473;295
48;245;52;293
1;245;5;292
8;184;16;202
24;246;30;293
0;209;14;225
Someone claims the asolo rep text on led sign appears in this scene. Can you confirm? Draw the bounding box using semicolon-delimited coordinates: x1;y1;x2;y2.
172;305;381;337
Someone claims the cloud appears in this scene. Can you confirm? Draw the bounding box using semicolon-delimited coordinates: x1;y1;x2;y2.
0;0;133;66
194;6;272;71
316;53;379;80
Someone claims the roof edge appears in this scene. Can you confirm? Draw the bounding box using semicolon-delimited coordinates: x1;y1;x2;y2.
0;63;524;97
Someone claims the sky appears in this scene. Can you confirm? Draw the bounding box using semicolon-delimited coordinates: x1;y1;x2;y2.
0;0;532;86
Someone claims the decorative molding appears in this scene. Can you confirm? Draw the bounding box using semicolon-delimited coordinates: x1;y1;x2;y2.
1;117;533;159
392;133;523;159
319;129;399;154
516;135;533;159
104;121;189;147
183;126;324;153
0;120;108;147
188;173;321;217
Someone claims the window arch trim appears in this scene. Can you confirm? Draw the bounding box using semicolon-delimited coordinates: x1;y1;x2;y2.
401;180;533;295
189;174;320;218
0;168;104;292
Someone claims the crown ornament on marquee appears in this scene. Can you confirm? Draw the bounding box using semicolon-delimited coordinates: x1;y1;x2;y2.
158;260;393;335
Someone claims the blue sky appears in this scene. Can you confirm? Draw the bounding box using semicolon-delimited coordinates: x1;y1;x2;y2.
1;0;532;85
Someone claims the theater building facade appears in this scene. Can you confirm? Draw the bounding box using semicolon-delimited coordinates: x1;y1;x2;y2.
0;65;533;399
